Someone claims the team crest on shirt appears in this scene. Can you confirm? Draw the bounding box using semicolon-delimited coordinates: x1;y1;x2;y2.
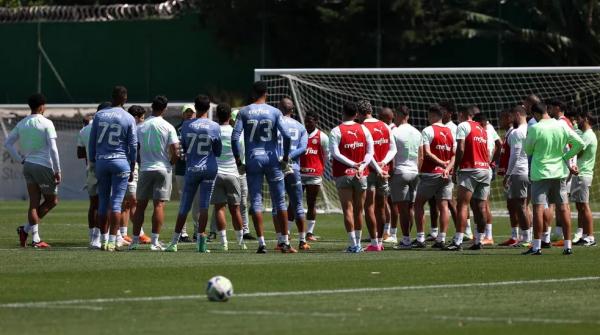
347;130;358;138
312;139;318;144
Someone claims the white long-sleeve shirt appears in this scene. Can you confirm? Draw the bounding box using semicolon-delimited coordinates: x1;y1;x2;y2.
506;123;528;176
363;117;397;174
329;121;374;171
4;114;61;172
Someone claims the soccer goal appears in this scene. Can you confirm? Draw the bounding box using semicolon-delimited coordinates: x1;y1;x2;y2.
255;67;600;214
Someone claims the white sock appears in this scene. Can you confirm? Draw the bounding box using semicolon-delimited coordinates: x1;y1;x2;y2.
24;223;33;233
282;234;289;244
576;228;584;236
218;230;227;244
564;240;572;249
140;227;146;236
120;226;128;236
348;231;357;247
533;239;541;251
416;232;425;243
431;227;439;236
555;226;563;238
383;223;391;235
454;232;464;245
355;230;362;245
116;230;122;238
151;233;159;245
521;229;532;242
31;224;40;243
89;228;94;242
543;229;551;243
132;235;140;244
485;224;493;239
258;236;266;246
276;232;282;243
102;233;109;243
511;227;519;239
307;220;316;234
235;230;243;244
588;235;595;242
390;227;398;237
466;219;472;234
108;235;116;243
436;232;446;243
171;232;180;245
299;232;306;242
371;238;378;247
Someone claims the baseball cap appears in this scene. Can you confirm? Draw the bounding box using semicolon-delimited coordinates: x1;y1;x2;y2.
181;103;196;114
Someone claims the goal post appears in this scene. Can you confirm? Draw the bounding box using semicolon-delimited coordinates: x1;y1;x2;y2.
255;66;600;213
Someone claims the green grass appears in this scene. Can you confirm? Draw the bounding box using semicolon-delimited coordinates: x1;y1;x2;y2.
1;200;599;335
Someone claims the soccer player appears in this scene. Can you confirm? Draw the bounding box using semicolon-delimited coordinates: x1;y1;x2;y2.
206;103;246;251
446;105;490;251
378;106;399;244
88;86;137;251
357;100;396;251
299;111;329;241
523;103;584;255
130;96;179;251
77;101;111;249
548;99;575;246
330;101;374;253
501;106;531;247
479;112;502;246
168;95;221;253
412;105;454;249
231;81;294;253
390;106;422;249
278;97;310;250
174;103;196;242
571;111;597;246
7;93;61;249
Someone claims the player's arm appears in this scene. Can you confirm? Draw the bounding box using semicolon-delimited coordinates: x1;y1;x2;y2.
76;131;87;160
127;120;138;173
289;128;308;160
361;125;375;172
524;127;536;156
212;124;223;157
168;126;180;165
46;125;61;183
88;118;98;164
320;131;330;161
231;116;243;162
275;114;291;161
329;128;357;167
417;144;424;170
563;126;585;164
454;139;465;173
491;138;502;164
422;144;447;167
380;129;397;166
3;129;23;163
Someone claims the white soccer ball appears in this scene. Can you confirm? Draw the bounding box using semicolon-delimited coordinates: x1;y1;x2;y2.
206;276;234;302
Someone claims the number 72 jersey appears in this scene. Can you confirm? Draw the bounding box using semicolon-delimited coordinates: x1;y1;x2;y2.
89;107;137;162
181;118;222;173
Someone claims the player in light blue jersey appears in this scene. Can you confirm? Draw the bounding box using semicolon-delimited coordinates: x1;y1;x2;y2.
168;95;221;253
231;81;294;253
277;97;309;251
88;86;138;251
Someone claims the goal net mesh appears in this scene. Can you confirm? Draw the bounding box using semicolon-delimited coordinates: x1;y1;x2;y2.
257;68;600;213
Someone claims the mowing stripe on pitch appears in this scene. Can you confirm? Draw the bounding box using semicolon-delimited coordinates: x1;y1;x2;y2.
435;315;600;325
1;276;598;309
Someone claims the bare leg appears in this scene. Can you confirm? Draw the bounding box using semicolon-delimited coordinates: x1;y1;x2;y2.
151;200;165;234
132;199;149;236
364;189;378;239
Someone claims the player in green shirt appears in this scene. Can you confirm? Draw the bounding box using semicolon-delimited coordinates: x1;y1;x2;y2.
571;111;597;247
523;103;584;255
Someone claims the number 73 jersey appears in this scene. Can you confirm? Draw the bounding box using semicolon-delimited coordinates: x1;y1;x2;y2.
232;103;288;159
181;118;222;173
89;107;137;162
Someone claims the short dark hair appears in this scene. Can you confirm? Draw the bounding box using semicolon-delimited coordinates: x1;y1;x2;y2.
396;105;410;117
252;81;268;99
466;105;480;117
511;105;527;116
565;105;578;118
438;100;456;113
151;95;168;112
547;98;566;111
97;101;111;112
524;94;541;105
127;105;145;118
357;100;373;115
28;93;46;111
473;112;488;123
579;110;598;126
112;86;127;104
216;103;231;124
304;111;319;121
531;103;547;115
342;101;358;117
428;104;442;117
194;94;211;114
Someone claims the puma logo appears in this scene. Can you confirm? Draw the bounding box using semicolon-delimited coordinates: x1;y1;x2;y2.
439;132;447;139
373;128;384;135
347;130;358;138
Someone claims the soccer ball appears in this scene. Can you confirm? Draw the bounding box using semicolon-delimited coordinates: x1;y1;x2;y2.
206;276;234;302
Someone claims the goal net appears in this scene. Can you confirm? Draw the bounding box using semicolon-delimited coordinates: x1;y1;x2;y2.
255;67;600;213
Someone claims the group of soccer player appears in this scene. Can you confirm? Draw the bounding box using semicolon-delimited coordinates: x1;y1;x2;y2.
7;83;597;255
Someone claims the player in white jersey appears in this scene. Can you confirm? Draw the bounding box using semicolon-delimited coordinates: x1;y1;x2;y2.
378;106;399;244
130;96;180;250
209;103;246;251
77;101;111;249
478;112;501;246
7;94;61;249
390;107;422;249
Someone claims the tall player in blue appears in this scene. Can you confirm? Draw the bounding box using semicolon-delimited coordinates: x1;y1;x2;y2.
88;86;137;251
167;95;222;253
278;97;309;250
232;81;294;253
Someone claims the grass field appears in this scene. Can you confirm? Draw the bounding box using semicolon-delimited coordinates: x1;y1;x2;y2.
1;200;599;335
